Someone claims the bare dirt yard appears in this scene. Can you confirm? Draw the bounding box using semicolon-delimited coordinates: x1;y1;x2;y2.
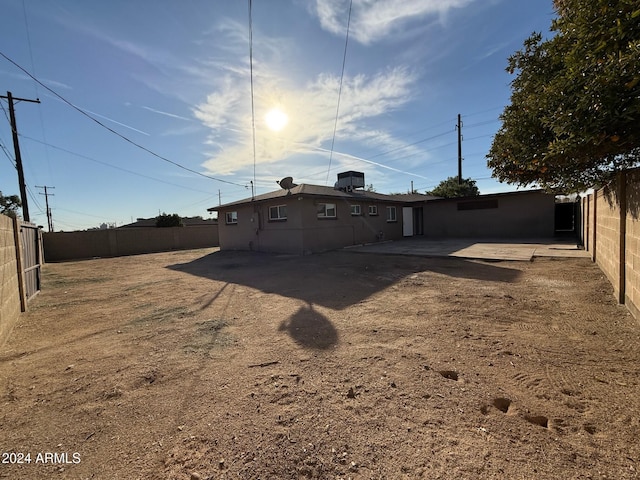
1;247;639;479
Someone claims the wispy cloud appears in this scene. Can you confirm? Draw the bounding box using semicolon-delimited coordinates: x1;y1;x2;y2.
182;14;439;190
82;108;150;136
312;0;475;45
141;106;192;122
194;65;418;176
0;70;73;90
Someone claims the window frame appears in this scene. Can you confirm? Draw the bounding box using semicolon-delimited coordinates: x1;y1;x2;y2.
317;202;337;219
386;206;397;222
225;211;238;225
368;205;378;216
350;204;362;216
268;204;288;221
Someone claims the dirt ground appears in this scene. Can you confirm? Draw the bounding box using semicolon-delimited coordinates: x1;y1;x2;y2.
1;247;639;479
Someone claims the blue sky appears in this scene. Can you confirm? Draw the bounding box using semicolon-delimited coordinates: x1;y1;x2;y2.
0;0;555;231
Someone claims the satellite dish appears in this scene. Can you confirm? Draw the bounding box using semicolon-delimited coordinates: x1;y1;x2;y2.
277;176;297;191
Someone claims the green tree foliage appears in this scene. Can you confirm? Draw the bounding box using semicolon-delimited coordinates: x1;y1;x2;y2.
0;191;21;218
487;0;640;192
155;213;183;227
427;177;480;198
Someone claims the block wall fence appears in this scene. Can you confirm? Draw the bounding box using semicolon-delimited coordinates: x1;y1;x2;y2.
43;225;219;262
0;215;24;347
581;168;640;321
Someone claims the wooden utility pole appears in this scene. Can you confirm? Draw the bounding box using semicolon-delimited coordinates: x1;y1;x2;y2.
1;91;41;222
36;185;55;232
457;113;463;185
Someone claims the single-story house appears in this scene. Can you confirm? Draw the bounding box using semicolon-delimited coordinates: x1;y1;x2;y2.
208;171;558;254
208;172;437;255
422;189;556;238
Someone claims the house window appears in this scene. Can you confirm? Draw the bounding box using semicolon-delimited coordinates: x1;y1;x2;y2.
350;204;361;216
368;205;378;216
386;206;397;222
225;211;238;224
317;203;337;218
269;205;287;221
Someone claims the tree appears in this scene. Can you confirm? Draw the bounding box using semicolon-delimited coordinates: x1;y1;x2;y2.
155;213;183;227
487;0;640;192
427;177;480;198
0;191;21;218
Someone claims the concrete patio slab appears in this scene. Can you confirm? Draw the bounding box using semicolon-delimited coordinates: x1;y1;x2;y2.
345;238;588;261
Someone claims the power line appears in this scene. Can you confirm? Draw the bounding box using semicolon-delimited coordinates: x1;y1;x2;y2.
248;0;257;200
26;185;44;214
20;0;53;182
325;0;353;186
367;128;455;161
21;135;221;196
0;50;247;188
36;185;54;232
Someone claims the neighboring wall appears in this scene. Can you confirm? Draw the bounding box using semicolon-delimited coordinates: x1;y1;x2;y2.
43;225;219;262
0;215;22;347
582;168;640;320
423;191;556;238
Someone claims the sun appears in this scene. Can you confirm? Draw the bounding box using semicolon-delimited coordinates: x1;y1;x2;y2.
264;108;289;132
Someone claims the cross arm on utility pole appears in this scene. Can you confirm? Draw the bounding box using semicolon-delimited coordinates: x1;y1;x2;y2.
36;185;55;232
0;91;41;222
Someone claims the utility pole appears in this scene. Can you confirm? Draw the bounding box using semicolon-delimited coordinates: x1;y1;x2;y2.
0;91;41;222
457;113;463;185
36;185;55;232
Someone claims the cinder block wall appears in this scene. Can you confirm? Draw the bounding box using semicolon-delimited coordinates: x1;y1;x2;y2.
0;215;21;347
43;225;219;262
594;188;623;302
583;168;640;320
625;169;640;319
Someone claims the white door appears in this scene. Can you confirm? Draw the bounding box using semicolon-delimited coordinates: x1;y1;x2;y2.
402;207;413;237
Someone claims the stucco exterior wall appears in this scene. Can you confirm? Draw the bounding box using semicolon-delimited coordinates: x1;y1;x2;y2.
300;198;404;253
218;196;406;254
218;200;305;254
44;225;219;261
423;191;555;238
0;215;21;347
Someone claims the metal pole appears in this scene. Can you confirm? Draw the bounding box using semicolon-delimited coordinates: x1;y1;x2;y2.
2;91;41;222
457;113;463;185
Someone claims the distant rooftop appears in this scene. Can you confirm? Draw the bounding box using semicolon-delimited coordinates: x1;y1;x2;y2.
119;216;217;228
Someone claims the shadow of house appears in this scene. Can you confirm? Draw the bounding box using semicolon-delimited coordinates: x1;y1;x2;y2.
168;249;523;350
167;249;523;311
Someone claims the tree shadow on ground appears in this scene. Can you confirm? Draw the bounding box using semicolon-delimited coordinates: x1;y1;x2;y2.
167;250;522;311
278;304;338;350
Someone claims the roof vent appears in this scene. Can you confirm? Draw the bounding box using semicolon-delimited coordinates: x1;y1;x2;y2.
334;171;365;191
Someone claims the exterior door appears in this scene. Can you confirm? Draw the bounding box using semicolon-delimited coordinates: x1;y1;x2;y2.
413;207;424;235
402;207;413;237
